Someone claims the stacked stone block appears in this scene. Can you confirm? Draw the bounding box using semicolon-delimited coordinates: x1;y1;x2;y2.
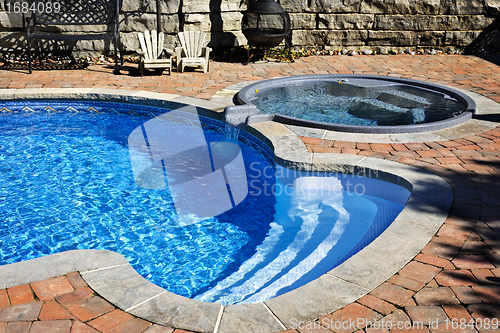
0;0;499;55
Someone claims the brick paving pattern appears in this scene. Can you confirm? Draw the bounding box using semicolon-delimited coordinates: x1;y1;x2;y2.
0;273;172;333
1;54;500;332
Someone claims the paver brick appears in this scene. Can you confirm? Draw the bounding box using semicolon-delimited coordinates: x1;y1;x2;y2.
29;320;72;333
450;286;483;304
6;285;34;306
387;275;426;292
429;325;477;333
370;283;414;306
414;287;460;305
0;290;9;309
404;143;428;150
142;325;174;333
66;273;88;290
3;322;31;333
442;304;473;322
471;285;500;303
437;157;463;164
88;309;133;333
460;240;494;255
39;300;74;320
31;277;74;301
69;321;100;333
334;141;356;149
437;224;473;241
414;254;450;268
391;143;408;151
399;262;442;284
471;269;498;285
417;150;440;158
435;270;478;286
113;318;152;333
336;303;383;325
453;255;495;269
356;295;396;316
56;288;94;307
66;296;114;322
468;303;500;320
405;306;449;326
421;241;460;260
370;143;393;151
0;301;42;322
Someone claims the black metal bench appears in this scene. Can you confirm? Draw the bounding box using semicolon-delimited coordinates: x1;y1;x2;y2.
26;0;122;74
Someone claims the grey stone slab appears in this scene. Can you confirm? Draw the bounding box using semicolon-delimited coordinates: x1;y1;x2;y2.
211;89;238;100
171;96;230;113
0;250;128;289
209;97;235;105
389;131;445;143
81;265;166;311
265;275;367;329
433;121;495;140
129;90;179;103
217;303;284;333
454;87;500;115
127;291;221;333
0;302;43;322
0;89;16;99
399;188;453;230
12;88;93;100
224;80;262;91
286;125;326;139
269;134;312;169
311;153;365;173
323;131;393;143
250;121;296;137
87;88;141;100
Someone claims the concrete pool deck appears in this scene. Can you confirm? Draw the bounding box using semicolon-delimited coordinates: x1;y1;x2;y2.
0;55;499;332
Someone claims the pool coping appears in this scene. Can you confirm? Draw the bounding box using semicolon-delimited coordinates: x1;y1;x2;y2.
0;88;455;333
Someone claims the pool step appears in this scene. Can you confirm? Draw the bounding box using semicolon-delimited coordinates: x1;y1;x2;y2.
195;194;404;305
196;186;351;304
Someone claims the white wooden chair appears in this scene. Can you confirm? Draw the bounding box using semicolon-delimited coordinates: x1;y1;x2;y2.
175;31;212;73
138;30;173;76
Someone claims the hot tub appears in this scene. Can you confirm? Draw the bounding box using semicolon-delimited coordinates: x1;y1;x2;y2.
223;74;476;134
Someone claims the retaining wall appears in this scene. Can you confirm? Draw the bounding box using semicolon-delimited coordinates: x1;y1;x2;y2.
0;0;499;56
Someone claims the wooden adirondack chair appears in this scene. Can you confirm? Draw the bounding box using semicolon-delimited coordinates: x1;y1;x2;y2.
138;30;173;76
175;31;212;73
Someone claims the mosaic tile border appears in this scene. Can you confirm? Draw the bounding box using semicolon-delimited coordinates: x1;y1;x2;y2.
0;99;276;166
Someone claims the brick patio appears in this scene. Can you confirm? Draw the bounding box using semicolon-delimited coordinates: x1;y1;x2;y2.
0;54;499;332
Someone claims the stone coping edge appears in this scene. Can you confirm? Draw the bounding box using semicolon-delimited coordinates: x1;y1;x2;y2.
0;89;453;333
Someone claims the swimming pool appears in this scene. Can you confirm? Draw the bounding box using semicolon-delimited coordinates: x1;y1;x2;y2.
0;100;410;304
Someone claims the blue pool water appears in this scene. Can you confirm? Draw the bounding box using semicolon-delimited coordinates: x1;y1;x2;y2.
0;100;410;304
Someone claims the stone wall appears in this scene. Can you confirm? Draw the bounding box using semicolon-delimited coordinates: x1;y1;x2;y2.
286;0;500;51
0;0;499;56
